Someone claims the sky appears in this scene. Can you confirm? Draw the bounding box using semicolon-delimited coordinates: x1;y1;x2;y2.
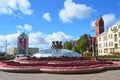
0;0;120;51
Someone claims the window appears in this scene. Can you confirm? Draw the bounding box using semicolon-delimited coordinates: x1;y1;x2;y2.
103;43;105;47
111;42;113;46
99;43;101;47
104;49;108;53
115;44;118;48
114;34;117;41
108;34;110;39
106;42;108;47
119;32;120;37
118;25;120;29
103;36;107;41
99;50;101;53
99;37;101;41
119;40;120;46
111;34;113;39
109;42;110;46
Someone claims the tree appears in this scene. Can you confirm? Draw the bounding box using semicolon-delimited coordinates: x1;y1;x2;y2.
63;41;73;50
76;34;91;53
71;46;78;52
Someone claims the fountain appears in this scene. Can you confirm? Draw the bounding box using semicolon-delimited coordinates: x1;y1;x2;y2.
0;41;119;74
33;41;81;58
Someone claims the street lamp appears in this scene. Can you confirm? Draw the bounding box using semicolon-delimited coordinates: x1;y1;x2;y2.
91;28;95;57
92;37;95;57
5;40;7;53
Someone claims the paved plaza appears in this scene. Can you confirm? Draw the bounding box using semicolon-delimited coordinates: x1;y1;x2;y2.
0;70;120;80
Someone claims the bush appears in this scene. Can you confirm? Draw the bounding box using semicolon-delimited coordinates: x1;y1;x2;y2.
109;52;120;56
0;55;5;60
97;55;120;58
83;52;92;58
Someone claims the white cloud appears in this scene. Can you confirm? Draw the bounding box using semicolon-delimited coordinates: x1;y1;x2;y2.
91;14;118;28
0;31;73;52
46;31;72;42
0;0;33;15
29;32;46;45
29;31;73;50
59;0;95;23
42;13;51;22
0;33;19;51
17;24;32;32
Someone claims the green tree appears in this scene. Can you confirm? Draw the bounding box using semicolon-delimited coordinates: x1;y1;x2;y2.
76;34;90;54
72;46;78;52
63;41;73;50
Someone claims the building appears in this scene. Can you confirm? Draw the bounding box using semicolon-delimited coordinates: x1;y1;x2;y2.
95;16;120;55
7;47;39;56
17;33;29;54
98;23;120;55
7;33;39;56
7;48;18;56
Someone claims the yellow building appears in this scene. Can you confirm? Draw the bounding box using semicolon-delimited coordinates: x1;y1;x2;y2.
98;23;120;55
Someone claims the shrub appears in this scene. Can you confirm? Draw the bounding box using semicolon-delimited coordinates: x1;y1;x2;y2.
83;52;92;58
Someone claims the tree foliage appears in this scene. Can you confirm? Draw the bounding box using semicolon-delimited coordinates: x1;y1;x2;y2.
76;34;90;53
72;46;77;52
63;41;73;50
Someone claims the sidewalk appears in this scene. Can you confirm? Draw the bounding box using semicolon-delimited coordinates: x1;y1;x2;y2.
0;70;120;80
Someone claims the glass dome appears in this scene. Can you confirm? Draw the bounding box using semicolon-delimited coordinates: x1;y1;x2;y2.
33;49;81;58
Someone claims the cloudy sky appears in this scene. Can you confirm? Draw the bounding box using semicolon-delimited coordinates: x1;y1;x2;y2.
0;0;120;51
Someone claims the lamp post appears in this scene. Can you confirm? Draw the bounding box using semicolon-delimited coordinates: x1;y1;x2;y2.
92;37;94;57
91;28;95;57
5;40;7;53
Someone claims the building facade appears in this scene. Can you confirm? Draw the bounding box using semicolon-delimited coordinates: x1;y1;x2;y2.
7;47;39;56
98;24;120;55
17;33;29;54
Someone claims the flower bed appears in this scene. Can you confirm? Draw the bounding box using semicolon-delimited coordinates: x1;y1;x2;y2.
0;58;119;73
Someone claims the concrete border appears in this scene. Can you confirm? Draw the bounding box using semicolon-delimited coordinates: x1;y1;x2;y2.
0;65;120;74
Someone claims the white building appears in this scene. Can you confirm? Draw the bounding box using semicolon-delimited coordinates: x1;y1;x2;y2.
98;23;120;55
7;47;39;56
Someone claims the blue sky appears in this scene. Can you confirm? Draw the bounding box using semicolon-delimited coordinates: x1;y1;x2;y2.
0;0;120;51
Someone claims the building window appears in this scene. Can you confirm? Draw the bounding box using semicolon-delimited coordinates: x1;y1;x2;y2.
104;49;108;53
103;36;107;41
99;37;101;41
99;43;101;47
99;50;101;53
103;43;105;47
115;44;118;49
111;34;113;39
118;25;120;29
110;49;114;52
108;34;110;39
114;34;117;41
119;40;120;46
119;32;120;37
109;42;110;46
111;42;113;46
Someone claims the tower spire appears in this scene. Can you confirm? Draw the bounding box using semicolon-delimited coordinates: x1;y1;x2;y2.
95;15;104;41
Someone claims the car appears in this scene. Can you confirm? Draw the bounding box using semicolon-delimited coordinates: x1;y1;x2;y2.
15;54;31;59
